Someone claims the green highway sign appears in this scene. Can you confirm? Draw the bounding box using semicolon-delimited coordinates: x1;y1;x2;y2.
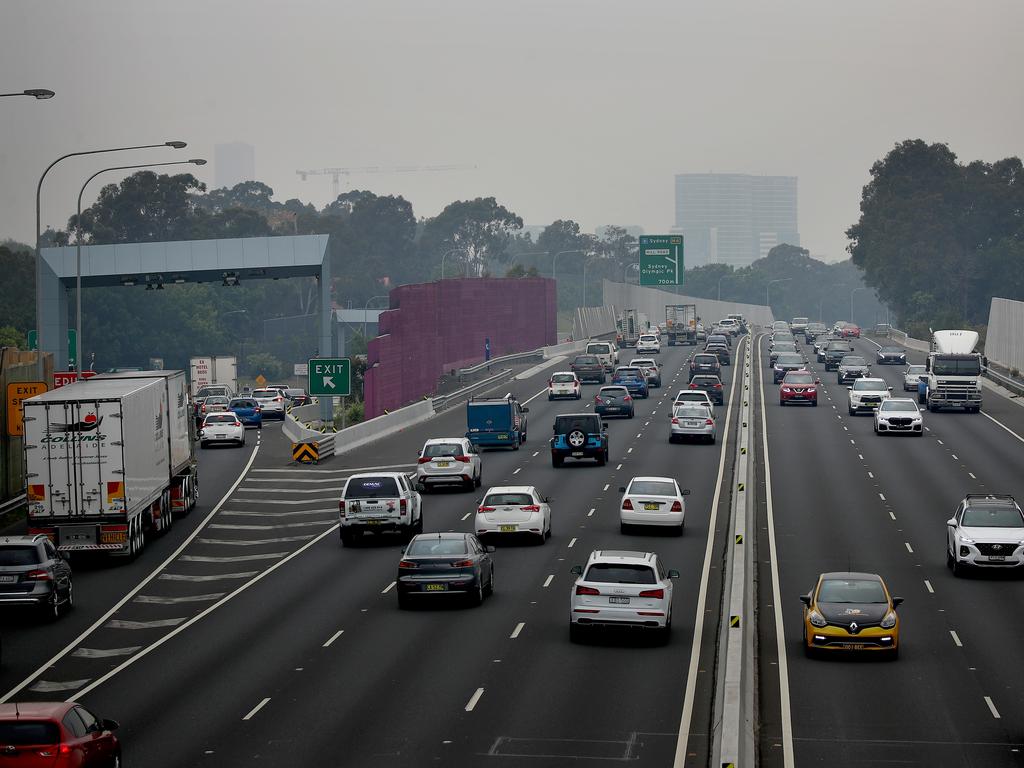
28;329;78;366
308;357;352;397
639;235;684;286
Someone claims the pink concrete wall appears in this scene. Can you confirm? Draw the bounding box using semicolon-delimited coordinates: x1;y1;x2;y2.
364;277;556;418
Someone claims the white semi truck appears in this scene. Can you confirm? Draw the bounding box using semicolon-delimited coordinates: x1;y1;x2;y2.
189;355;237;397
23;371;198;559
925;330;983;413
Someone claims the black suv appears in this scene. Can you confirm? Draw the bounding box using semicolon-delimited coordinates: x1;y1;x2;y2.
823;342;853;372
0;534;74;620
689;374;725;405
689;353;722;380
570;355;606;384
551;413;609;467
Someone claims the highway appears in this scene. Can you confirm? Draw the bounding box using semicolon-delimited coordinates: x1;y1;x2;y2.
2;343;744;767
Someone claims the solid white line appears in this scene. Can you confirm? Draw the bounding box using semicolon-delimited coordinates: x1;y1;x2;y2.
981;411;1024;444
924;579;934;593
676;336;773;766
542;574;554;588
1;442;262;704
985;696;1001;719
568;537;577;548
521;387;550;406
465;687;485;712
950;630;963;647
323;630;344;648
382;581;396;594
243;697;271;721
461;512;471;521
905;542;914;554
510;622;525;639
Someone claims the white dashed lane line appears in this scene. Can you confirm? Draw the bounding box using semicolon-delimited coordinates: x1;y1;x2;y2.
951;454;959;461
924;580;934;594
568;537;577;548
465;688;485;712
243;697;271;721
542;574;554;588
616;463;623;470
587;509;595;517
381;581;396;594
950;630;963;647
532;451;539;457
461;512;471;521
904;542;914;554
985;696;1001;719
603;484;609;492
867;471;874;479
969;472;977;480
510;622;525;639
323;630;344;648
879;493;886;502
512;468;521;475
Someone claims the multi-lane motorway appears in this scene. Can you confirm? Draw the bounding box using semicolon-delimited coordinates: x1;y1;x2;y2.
3;330;1024;767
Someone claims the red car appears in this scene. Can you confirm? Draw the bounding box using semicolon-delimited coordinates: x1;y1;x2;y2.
0;701;120;767
839;324;861;338
779;370;819;406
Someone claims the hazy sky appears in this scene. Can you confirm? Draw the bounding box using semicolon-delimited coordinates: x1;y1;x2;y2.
2;0;1022;261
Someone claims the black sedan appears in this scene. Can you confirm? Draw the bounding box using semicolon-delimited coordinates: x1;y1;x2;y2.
397;532;494;608
876;346;907;365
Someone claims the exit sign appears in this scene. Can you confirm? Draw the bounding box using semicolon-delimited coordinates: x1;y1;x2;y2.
308;358;351;397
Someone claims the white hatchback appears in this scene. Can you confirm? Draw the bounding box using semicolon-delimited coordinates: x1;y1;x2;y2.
416;438;482;491
251;388;287;420
200;412;246;448
636;334;661;354
548;371;582;401
618;476;690;534
674;390;715;410
475;486;551;544
569;550;679;643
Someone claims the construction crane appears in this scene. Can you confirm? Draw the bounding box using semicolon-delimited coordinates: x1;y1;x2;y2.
296;164;476;199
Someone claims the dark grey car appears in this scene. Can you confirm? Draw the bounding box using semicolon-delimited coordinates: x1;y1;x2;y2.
838;355;871;384
570;355;606;384
0;535;73;620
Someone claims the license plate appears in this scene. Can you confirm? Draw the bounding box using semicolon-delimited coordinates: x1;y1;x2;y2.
685;420;701;427
364;520;383;526
497;433;509;440
609;596;630;605
0;575;15;583
606;406;620;411
571;451;584;457
425;583;448;592
643;503;659;511
989;555;1007;561
500;525;517;532
846;643;865;650
436;461;451;468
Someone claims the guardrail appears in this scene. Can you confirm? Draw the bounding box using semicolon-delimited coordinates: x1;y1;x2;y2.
986;366;1024;397
456;349;544;381
433;368;513;412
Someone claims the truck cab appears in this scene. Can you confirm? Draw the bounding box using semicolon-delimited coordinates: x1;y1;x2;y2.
466;395;529;449
925;330;983;412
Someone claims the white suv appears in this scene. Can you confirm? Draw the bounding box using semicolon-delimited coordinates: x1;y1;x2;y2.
475;485;551;543
569;550;679;643
717;318;739;336
416;438;482;491
339;472;422;546
251;388;287;420
585;341;618;372
636;334;661;355
847;378;892;415
947;494;1024;577
548;372;582;401
873;399;923;436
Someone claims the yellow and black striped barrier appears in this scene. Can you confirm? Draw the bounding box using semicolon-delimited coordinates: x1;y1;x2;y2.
729;615;741;628
292;441;320;464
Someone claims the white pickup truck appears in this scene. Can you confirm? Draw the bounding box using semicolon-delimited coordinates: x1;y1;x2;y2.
586;341;619;372
339;472;423;546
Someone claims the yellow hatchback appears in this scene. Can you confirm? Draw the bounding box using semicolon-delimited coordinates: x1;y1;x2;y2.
800;572;902;659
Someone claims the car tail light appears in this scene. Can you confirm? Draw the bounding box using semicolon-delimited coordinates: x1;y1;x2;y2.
576;585;600;595
689;383;697;389
478;506;495;512
621;499;634;510
455;456;471;463
452;559;474;568
548;379;553;386
25;569;51;581
255;407;261;412
234;421;242;427
715;383;722;389
400;498;408;513
671;418;679;425
705;419;714;426
338;501;346;517
521;505;541;512
275;396;284;402
398;560;418;569
595;396;604;404
670;500;683;512
417;457;431;463
623;395;632;402
639;588;664;599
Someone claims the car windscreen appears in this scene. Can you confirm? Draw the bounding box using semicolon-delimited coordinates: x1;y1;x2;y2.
962;505;1024;528
555;416;599;434
406;538;467;556
880;401;917;412
0;546;40;566
229;399;257;408
204;414;237;424
344;476;400;499
880;347;903;354
817;579;887;603
0;721;60;746
551;374;576;383
932;357;982;376
584;563;657;584
586;344;610;354
483;493;534;506
784;374;814;385
776;354;803;365
423;443;461;458
852;380;886;391
840;357;866;366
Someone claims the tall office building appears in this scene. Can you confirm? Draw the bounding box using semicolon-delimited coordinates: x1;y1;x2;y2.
214;141;256;190
673;173;799;268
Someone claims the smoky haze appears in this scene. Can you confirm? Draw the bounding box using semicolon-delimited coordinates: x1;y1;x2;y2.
1;0;1022;259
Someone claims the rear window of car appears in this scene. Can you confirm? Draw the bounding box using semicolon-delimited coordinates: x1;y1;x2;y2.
616;368;642;376
423;443;461;458
555;416;600;434
406;538;468;556
628;480;677;495
817;579;887;604
674;405;710;419
584;563;657;584
907;365;926;374
574;356;599;365
777;354;803;364
345;476;400;499
0;546;41;566
598;387;628;396
0;721;60;746
204;414;237;424
691;376;721;386
551;373;576;383
586;344;611;354
483;493;534;506
251;389;279;398
694;355;718;364
229;399;257;408
639;335;657;342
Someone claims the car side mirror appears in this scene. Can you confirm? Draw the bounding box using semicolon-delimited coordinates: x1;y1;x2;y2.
485;545;496;553
618;486;627;492
602;423;608;431
522;407;529;413
668;569;680;579
101;719;120;732
946;518;957;527
197;429;205;436
892;596;904;608
552;425;557;432
815;379;821;385
544;496;552;503
799;593;811;605
682;489;691;496
846;386;852;391
570;565;583;575
887;387;893;391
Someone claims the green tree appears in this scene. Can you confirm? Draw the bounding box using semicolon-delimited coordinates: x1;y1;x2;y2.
0;325;26;348
0;245;34;334
244;352;285;380
418;197;523;278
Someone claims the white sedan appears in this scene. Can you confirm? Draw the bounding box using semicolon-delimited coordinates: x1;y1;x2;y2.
200;413;246;448
636;334;661;354
416;437;482;491
475;485;551;544
548;371;582;400
903;364;927;391
618;476;690;535
873;398;924;436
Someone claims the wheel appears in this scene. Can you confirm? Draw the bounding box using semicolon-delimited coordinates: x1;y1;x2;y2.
414;514;424;534
597;450;607;467
552;454;564;468
63;581;74;613
804;641;815;659
43;590;61;622
569;623;586;644
951;558;965;577
485;567;495;596
474;470;482;489
463;475;475;491
397;593;411;610
674;524;684;537
946;548;954;569
200;441;208;449
656;623;672;645
848;407;856;416
548;395;553;401
620;522;630;535
915;430;923;437
888;645;900;661
340;530;355;547
779;400;785;407
469;578;484;606
812;400;818;407
708;435;716;444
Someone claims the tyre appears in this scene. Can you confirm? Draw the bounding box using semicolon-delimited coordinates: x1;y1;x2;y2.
951;558;965;578
597;450;607;467
474;470;482;488
848;406;856;416
888;645;900;661
620;522;630;535
779;400;785;407
414;515;424;534
200;441;208;449
552;454;564;468
468;578;485;606
569;623;586;644
548;395;553;401
397;593;411;610
946;548;954;569
340;530;355;547
804;642;816;659
463;475;475;491
43;590;61;622
656;623;672;645
485;567;495;596
812;400;818;407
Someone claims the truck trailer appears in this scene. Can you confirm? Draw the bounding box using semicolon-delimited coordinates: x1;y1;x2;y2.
23;371;198;559
665;304;697;345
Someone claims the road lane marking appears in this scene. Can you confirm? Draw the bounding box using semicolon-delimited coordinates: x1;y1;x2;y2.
981;411;1024;444
952;454;959;461
627;448;633;454
522;387;550;406
616;463;623;470
587;509;595;517
879;493;886;502
950;630;963;647
382;581;396;594
985;696;1001;719
924;580;934;593
323;630;344;647
532;451;539;457
465;688;485;712
181;553;288;563
905;542;914;554
71;647;141;659
107;618;188;630
937;439;944;445
969;472;977;479
28;679;91;693
510;622;525;639
858;454;864;460
568;537;577;548
220;508;336;517
543;574;554;588
210;520;334;530
512;468;521;475
159;572;258;582
603;484;610;491
868;472;874;479
243;697;271;721
889;511;896;520
135;593;225;605
461;512;471;521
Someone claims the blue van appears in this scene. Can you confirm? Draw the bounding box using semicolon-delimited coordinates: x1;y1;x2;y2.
466;396;529;449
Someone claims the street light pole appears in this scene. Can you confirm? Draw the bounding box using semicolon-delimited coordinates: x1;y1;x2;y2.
0;88;55;99
819;283;846;323
362;294;388;339
440;248;463;281
582;255;600;311
766;278;792;315
74;158;205;375
850;286;868;326
35;140;187;378
718;273;745;302
622;261;640;283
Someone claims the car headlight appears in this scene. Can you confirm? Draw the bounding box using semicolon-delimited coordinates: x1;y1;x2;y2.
808;609;827;627
880;611;897;629
959;535;974;545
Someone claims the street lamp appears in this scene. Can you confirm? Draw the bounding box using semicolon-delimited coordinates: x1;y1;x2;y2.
73;158;205;374
0;88;55;99
850;286;868;325
506;250;549;274
717;273;746;302
35;139;187;378
552;249;585;284
582;255;602;310
766;278;792;313
440;247;463;281
362;294;389;339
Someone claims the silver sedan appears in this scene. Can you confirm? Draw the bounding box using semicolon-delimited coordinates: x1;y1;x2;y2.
669;404;716;444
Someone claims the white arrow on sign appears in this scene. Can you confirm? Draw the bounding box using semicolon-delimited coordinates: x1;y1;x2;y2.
323;376;335;390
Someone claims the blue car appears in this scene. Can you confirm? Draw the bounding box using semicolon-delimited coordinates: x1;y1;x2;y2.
229;397;263;428
611;367;649;399
466;396;529;449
